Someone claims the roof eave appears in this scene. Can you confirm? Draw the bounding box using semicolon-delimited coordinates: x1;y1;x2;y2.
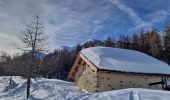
97;68;170;77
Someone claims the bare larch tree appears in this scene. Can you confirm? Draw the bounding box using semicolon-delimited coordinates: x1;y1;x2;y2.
20;13;48;99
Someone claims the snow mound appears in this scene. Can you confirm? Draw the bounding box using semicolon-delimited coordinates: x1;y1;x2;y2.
0;76;170;100
81;47;170;75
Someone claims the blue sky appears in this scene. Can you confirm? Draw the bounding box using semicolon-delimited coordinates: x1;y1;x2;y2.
0;0;170;55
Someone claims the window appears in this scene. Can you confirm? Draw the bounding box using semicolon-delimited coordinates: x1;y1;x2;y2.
108;84;112;87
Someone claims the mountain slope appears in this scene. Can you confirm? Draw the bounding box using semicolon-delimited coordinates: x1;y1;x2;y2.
58;39;104;52
59;46;75;52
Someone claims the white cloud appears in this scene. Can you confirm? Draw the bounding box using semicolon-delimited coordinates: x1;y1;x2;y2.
0;33;21;55
149;10;169;23
128;10;169;32
109;0;147;26
109;0;170;33
0;0;113;54
0;0;170;55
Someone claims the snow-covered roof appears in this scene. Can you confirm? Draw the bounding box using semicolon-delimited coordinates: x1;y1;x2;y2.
81;47;170;75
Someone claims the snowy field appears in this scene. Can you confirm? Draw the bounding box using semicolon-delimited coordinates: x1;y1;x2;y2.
0;76;170;100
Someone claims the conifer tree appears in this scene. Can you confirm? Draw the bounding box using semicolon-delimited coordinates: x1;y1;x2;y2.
104;36;115;47
164;23;170;52
163;23;170;63
20;13;48;99
131;33;139;50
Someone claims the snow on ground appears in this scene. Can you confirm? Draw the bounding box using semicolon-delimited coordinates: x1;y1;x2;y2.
81;47;170;75
0;76;170;100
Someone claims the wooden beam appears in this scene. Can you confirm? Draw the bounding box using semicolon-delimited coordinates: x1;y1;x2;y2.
68;53;81;79
79;53;97;74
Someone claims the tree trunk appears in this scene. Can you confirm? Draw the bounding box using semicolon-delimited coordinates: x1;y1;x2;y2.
9;76;12;85
27;65;31;99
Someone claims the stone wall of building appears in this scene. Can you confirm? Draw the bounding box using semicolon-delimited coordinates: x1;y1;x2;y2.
74;58;163;93
75;64;97;92
96;71;162;92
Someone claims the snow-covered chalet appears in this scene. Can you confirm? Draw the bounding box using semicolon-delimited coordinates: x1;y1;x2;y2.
68;47;170;92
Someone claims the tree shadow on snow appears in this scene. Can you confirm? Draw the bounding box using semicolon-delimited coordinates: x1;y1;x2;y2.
0;81;27;98
29;95;44;100
3;80;18;92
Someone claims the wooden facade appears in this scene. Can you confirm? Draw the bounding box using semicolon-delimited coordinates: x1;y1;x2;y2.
68;53;167;92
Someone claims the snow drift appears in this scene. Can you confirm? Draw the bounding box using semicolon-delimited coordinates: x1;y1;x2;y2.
0;76;170;100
